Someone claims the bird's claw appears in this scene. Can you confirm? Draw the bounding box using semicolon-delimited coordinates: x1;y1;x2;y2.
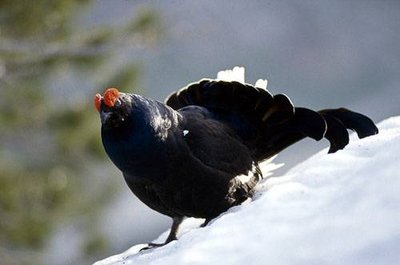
139;242;166;252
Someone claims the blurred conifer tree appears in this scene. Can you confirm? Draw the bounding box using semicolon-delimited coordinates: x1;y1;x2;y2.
0;1;163;264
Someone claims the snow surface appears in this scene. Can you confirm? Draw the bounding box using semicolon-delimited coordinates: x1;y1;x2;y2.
95;116;400;265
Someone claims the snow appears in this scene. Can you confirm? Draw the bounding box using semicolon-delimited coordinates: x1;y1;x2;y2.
94;116;400;265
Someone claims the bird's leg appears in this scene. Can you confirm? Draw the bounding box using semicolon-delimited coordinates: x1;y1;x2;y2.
200;218;212;227
165;216;184;243
140;216;184;251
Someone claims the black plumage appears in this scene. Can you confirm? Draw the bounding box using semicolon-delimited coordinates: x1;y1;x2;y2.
96;79;378;249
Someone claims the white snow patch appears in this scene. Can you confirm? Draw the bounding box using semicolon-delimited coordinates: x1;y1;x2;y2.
95;116;400;265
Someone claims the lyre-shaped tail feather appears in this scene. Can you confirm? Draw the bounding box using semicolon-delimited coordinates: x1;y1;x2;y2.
165;79;378;162
318;108;379;153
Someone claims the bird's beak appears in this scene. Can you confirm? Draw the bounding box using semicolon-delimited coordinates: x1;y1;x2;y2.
100;111;112;125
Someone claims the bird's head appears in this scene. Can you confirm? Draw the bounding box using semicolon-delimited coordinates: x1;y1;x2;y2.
95;88;132;129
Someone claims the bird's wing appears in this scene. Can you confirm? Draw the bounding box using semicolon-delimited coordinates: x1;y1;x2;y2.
166;80;378;161
178;106;254;177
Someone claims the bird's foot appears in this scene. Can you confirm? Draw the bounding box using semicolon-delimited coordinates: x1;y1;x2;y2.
200;218;212;227
139;242;167;252
139;217;183;252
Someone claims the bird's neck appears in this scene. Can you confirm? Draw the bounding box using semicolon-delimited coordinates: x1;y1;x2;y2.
102;96;181;181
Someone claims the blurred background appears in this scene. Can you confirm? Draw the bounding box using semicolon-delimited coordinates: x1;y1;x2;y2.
0;0;399;264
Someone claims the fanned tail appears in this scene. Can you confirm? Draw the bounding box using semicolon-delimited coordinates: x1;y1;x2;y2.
165;78;378;162
256;107;378;159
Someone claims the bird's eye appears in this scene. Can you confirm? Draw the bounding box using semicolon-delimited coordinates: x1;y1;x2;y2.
114;99;121;107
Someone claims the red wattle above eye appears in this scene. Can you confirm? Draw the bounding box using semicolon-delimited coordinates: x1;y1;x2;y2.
104;88;120;108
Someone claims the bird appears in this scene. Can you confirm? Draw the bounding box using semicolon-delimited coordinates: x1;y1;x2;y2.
95;67;378;250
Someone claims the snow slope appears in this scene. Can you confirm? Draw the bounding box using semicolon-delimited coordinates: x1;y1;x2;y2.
95;116;400;265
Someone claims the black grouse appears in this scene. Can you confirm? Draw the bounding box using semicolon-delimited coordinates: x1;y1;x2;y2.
95;69;378;249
